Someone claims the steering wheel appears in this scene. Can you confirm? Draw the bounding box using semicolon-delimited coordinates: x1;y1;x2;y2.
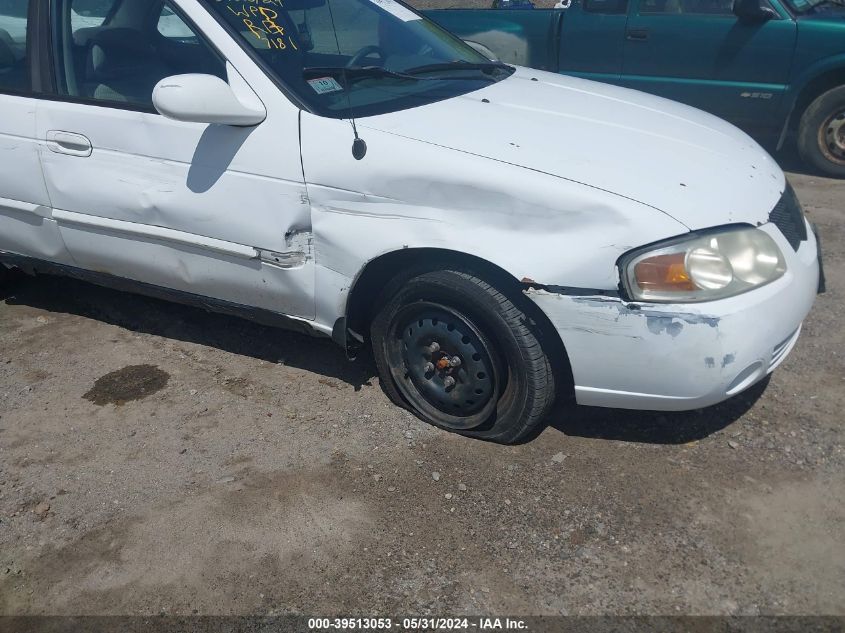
346;45;388;68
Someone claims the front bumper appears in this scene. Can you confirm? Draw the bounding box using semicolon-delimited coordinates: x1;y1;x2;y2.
527;222;819;411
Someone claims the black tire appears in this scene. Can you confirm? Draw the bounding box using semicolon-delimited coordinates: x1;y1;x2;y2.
371;268;555;444
797;85;845;178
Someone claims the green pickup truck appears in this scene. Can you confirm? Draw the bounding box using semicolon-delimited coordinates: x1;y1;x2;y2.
423;0;845;177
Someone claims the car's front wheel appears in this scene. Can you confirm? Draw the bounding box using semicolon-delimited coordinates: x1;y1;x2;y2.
371;268;556;444
798;85;845;179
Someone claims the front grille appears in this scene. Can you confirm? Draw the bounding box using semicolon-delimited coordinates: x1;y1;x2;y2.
769;183;808;251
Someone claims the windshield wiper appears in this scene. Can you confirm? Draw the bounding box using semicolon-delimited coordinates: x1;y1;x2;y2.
303;66;421;83
303;63;504;85
403;61;513;77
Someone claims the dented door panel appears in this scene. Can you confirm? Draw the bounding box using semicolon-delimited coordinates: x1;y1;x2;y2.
55;223;315;315
37;106;309;254
0;95;73;265
35;72;316;318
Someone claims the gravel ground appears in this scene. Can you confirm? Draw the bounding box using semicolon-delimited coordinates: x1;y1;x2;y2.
0;161;843;617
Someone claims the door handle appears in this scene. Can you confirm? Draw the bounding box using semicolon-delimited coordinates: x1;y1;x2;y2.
626;28;650;41
46;131;93;157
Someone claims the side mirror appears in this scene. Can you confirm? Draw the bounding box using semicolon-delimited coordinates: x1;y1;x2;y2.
152;74;266;127
732;0;777;23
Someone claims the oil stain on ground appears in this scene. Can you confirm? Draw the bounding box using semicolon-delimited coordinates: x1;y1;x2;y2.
84;365;170;406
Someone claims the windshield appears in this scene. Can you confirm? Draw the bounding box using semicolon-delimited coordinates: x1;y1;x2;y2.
201;0;514;117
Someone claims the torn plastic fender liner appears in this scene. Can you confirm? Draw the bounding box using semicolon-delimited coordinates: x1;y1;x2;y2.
520;278;620;298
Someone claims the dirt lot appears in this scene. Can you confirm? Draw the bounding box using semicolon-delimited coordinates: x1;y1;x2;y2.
0;161;843;617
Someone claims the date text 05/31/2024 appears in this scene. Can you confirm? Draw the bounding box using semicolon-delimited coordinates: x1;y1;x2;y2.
308;618;529;630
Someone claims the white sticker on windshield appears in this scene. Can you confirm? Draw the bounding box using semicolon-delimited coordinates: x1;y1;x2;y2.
368;0;420;22
308;77;344;94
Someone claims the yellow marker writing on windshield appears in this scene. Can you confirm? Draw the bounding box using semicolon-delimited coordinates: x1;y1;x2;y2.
236;5;299;50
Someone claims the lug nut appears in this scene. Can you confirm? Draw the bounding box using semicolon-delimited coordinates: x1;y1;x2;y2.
449;357;462;368
443;376;456;389
427;342;441;354
424;362;435;373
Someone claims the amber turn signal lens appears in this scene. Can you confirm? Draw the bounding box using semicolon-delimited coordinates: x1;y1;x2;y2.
622;227;786;303
634;252;696;292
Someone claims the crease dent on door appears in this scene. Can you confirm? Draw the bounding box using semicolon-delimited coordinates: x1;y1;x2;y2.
0;101;73;266
35;0;316;320
37;106;316;318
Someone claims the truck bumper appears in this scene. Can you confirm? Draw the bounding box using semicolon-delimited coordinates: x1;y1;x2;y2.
526;223;820;411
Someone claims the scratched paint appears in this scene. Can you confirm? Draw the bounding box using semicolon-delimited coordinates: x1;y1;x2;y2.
570;296;721;330
525;285;810;411
646;316;684;337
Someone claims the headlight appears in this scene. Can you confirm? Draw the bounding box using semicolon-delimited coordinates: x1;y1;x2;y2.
620;226;787;303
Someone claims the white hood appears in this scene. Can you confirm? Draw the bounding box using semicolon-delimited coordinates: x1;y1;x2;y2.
360;67;785;230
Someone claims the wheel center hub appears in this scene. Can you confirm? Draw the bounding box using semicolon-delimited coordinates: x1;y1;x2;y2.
826;113;845;154
398;307;497;419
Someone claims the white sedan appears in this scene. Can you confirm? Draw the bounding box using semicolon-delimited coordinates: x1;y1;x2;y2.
0;0;820;443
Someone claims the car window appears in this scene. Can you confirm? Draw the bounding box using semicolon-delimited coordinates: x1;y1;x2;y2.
157;4;198;43
303;0;380;55
71;0;119;31
0;0;30;93
639;0;734;13
51;0;226;109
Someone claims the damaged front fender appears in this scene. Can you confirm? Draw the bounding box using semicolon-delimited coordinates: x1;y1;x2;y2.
522;285;798;411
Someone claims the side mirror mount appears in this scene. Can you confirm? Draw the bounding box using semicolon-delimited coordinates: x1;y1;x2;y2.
732;0;777;23
463;40;499;61
152;74;267;127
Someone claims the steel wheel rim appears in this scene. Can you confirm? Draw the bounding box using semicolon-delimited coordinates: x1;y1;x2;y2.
820;109;845;164
387;302;501;430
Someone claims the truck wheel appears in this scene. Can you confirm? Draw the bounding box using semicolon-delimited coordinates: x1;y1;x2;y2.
371;268;555;444
797;85;845;178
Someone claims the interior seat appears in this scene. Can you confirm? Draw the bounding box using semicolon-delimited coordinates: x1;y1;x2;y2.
0;27;26;90
0;28;15;69
83;27;172;105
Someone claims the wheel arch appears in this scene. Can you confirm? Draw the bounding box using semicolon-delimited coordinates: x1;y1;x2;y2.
341;247;574;399
345;248;522;343
785;63;845;137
